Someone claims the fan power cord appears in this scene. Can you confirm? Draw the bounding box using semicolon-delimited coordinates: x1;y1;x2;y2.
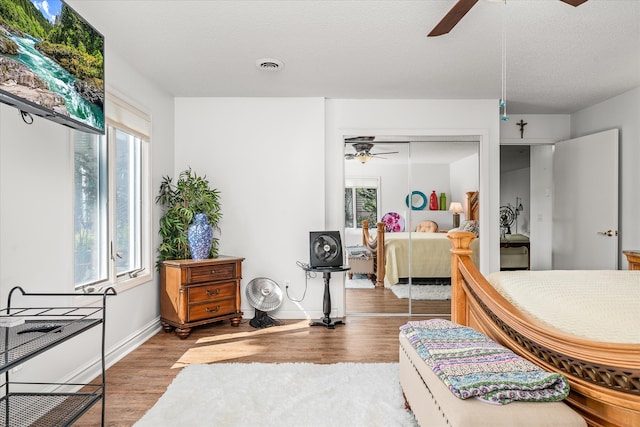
285;261;315;302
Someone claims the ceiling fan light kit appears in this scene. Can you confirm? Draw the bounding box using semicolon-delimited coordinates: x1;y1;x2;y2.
344;140;399;164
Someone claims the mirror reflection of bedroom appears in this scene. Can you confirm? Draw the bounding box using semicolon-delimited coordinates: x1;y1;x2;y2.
344;137;479;317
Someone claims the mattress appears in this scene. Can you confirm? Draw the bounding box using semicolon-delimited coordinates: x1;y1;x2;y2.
487;270;640;344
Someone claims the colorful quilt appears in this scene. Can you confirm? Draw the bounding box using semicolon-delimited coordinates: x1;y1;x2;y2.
400;319;570;405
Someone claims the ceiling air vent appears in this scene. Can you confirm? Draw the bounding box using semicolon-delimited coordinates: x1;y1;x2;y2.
256;58;284;71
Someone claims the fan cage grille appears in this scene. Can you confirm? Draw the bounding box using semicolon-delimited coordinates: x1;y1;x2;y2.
245;278;283;312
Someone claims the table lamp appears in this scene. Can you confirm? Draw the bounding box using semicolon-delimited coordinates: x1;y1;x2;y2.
449;202;464;228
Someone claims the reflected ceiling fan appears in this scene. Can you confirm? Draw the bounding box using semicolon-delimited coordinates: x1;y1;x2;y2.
427;0;589;37
344;138;399;164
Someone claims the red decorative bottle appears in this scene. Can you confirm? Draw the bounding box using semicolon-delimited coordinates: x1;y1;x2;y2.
429;190;438;210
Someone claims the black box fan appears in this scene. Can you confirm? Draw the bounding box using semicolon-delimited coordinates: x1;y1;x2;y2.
309;231;343;268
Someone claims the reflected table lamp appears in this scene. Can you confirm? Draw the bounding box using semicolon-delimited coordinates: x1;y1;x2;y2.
449;202;464;228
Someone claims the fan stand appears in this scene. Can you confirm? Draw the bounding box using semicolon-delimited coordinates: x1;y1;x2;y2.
304;265;350;329
249;309;281;328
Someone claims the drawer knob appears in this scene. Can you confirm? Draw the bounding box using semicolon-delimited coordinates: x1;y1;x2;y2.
205;288;221;297
210;269;216;274
205;305;221;313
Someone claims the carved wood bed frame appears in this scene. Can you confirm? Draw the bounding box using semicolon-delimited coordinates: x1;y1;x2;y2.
362;191;479;287
448;231;640;427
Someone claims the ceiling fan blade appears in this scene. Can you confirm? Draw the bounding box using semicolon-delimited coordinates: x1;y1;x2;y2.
371;151;399;156
428;0;479;37
560;0;588;6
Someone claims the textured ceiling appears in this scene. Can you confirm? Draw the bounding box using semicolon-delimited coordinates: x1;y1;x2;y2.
68;0;640;114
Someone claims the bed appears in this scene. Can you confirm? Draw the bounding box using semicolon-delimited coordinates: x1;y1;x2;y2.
362;191;479;288
447;231;640;427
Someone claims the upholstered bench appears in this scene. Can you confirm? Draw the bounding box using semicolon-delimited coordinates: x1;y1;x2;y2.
346;246;374;280
399;333;586;427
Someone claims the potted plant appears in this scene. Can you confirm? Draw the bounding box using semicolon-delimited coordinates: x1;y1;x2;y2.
155;168;222;266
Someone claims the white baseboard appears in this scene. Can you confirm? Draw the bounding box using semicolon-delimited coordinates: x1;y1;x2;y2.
61;317;162;388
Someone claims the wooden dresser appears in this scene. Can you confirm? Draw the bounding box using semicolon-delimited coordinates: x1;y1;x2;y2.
623;250;640;270
160;256;244;338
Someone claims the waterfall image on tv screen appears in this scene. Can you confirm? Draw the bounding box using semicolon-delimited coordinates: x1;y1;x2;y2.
0;0;104;134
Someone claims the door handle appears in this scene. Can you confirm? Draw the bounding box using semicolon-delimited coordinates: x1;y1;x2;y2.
597;230;618;237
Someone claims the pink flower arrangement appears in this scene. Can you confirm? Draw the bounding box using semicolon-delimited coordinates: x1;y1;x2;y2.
381;212;404;232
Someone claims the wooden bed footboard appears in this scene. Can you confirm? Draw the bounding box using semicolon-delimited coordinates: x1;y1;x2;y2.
362;220;385;287
448;231;640;427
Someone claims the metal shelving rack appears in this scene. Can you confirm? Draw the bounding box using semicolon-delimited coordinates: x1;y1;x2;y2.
0;286;116;427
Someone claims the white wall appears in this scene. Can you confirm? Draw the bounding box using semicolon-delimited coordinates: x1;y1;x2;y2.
500;167;530;235
571;87;640;268
0;49;174;385
174;97;327;319
529;145;554;269
450;153;480;223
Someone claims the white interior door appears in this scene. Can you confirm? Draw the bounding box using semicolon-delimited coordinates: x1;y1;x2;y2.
552;129;619;269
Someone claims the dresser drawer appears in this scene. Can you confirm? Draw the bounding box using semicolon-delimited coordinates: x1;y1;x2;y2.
186;262;237;284
188;282;237;304
189;298;237;322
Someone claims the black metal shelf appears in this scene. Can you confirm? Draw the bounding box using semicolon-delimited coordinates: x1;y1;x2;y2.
0;286;116;427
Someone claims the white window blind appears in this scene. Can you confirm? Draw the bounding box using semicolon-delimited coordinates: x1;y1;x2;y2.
106;92;151;140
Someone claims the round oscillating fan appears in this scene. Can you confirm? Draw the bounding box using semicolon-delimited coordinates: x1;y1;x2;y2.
500;205;515;235
245;277;283;328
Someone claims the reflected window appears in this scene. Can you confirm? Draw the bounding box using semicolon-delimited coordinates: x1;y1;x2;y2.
345;177;379;228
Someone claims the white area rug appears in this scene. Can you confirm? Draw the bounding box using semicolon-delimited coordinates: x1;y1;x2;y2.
345;278;375;289
135;362;417;427
391;284;451;300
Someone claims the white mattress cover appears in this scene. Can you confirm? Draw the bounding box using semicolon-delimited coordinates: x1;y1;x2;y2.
487;270;640;344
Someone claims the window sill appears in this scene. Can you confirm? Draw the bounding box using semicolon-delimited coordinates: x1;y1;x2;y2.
72;271;153;306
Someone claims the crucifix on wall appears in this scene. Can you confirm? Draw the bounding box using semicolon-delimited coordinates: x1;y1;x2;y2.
517;119;528;139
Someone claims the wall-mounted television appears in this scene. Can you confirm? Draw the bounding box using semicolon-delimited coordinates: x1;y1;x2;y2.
0;0;104;134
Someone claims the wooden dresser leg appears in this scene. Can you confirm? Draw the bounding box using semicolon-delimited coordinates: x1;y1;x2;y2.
161;321;174;333
175;327;191;339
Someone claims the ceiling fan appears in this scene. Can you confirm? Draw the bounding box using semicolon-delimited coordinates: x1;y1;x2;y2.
427;0;589;37
344;140;399;164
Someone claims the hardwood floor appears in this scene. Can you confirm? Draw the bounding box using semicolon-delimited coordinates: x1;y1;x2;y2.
75;290;451;426
346;284;452;315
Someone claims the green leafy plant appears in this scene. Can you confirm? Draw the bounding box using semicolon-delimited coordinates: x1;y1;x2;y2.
155;168;222;266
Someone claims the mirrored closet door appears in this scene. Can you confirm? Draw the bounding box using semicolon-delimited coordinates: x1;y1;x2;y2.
344;137;479;317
